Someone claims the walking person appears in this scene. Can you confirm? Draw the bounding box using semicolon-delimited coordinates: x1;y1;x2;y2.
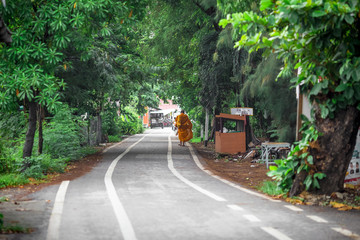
175;110;193;146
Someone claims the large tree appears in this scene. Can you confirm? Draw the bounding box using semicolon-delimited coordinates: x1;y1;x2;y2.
0;0;128;161
221;0;360;195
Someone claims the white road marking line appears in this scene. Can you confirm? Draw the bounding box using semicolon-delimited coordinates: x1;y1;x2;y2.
284;205;303;212
168;136;226;202
261;227;293;240
186;142;281;203
227;204;244;211
46;180;70;240
306;215;328;223
332;228;360;240
243;214;261;222
105;135;146;240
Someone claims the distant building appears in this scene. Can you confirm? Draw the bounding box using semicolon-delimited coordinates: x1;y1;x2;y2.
142;100;180;128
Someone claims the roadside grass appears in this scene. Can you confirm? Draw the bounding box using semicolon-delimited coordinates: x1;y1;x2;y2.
0;145;98;189
190;137;202;143
0;174;29;189
108;135;122;143
0;225;33;234
0;213;32;234
258;180;285;197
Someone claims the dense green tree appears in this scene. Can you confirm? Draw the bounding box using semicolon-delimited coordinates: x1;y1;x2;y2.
142;0;296;143
0;0;131;162
221;0;360;195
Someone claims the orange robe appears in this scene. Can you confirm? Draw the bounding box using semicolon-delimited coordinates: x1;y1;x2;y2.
176;113;193;142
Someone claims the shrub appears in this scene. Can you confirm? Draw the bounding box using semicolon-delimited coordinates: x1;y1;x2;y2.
43;105;83;160
0;112;26;139
108;135;121;142
0;139;23;174
21;154;66;179
258;181;285;196
0;174;29;188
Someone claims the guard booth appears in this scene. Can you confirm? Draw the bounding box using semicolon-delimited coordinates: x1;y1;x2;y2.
215;113;246;154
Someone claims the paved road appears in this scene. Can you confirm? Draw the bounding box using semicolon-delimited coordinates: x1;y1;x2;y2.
7;128;360;239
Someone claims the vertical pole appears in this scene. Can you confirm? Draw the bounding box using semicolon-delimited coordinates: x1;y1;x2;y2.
200;124;204;142
204;108;209;147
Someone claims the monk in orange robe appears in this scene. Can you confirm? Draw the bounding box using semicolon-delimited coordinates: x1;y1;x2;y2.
176;110;193;146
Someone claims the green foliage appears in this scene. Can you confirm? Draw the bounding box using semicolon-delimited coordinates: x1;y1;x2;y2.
258;181;285;196
103;106;144;137
0;212;31;233
0;138;23;174
0;0;149;160
43;105;83;161
220;0;360;117
21;155;66;179
0;174;29;189
242;54;297;142
108;135;121;143
0;112;26;139
190;137;202;143
267;117;325;192
118;116;144;136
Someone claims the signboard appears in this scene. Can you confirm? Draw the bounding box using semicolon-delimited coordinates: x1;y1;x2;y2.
231;107;253;116
345;127;360;185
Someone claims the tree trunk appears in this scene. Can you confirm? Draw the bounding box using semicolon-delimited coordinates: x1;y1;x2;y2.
290;104;360;196
204;108;209;147
38;104;44;154
22;100;37;160
96;113;103;145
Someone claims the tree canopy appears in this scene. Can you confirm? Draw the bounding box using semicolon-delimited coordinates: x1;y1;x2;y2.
220;0;360;195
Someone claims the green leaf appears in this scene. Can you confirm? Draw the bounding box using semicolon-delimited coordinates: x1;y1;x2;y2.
313;178;320;189
309;82;322;96
312;10;327;17
335;84;347;92
320;105;329;119
344;14;354;24
260;0;274;11
314;172;326;180
269;166;278;171
344;87;354;100
307;155;313;165
304;175;312;190
219;19;229;28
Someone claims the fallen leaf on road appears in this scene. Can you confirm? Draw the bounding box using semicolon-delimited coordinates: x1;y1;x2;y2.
337;206;353;211
285;198;304;205
330;202;346;208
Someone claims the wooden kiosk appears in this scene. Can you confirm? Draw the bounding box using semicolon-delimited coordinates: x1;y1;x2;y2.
215;113;246;154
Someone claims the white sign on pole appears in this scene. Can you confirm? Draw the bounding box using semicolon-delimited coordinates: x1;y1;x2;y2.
231;107;253;116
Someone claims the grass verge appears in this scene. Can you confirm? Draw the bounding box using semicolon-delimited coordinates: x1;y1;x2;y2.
258;180;285;196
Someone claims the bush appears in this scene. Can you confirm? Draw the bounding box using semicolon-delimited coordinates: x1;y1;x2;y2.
0;174;29;188
108;135;121;142
118;117;144;135
43;105;83;161
0;112;26;139
102;106;144;138
190;137;202;143
21;154;66;179
0;139;23;174
258;181;285;196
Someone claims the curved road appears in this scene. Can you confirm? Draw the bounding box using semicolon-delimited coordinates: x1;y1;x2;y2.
23;128;360;239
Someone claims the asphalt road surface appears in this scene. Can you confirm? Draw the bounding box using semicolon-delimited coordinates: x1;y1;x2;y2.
11;128;360;239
